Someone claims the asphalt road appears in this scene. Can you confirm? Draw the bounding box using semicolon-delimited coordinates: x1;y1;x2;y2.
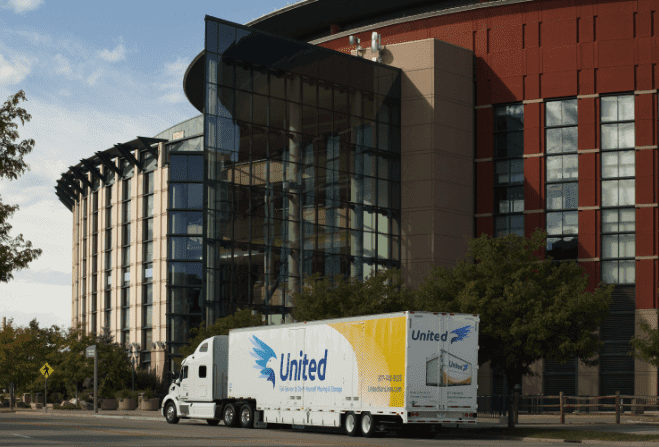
0;413;581;447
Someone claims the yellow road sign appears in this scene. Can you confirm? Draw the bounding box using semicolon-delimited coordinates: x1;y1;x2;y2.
40;363;54;378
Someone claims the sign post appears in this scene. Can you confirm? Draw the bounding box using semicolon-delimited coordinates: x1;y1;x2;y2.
86;345;97;413
39;363;55;412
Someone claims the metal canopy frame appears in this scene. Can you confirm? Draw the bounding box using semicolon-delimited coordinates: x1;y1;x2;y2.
114;143;143;172
137;136;164;160
55;190;75;210
80;159;104;184
61;177;83;195
69;166;93;189
95;151;122;176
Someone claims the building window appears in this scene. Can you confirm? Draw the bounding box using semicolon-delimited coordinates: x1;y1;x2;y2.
104;184;112;331
545;99;578;260
82;195;88;330
601;95;635;284
120;177;132;345
167;152;204;358
141;160;156;369
493;104;524;237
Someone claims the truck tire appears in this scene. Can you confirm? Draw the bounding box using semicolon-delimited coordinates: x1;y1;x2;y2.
239;404;254;428
223;403;239;427
207;419;220;426
344;412;360;437
360;412;376;437
164;402;179;424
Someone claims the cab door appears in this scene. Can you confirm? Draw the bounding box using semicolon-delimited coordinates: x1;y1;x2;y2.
194;342;213;401
180;365;190;400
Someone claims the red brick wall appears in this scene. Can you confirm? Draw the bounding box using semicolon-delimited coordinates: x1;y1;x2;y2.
319;0;659;307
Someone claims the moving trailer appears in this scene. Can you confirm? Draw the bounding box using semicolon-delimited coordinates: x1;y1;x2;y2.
161;311;479;437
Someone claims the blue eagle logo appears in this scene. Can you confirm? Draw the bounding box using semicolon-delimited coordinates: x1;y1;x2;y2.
450;325;471;344
249;335;277;388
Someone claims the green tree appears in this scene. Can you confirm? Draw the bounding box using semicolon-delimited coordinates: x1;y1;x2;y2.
1;90;41;282
291;268;415;322
416;229;613;428
23;324;131;402
177;308;266;368
629;306;659;368
0;318;62;408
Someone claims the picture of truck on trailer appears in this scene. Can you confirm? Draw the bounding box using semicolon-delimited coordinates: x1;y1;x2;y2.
161;311;479;437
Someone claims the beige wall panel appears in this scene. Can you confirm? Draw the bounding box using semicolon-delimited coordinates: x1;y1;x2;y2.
433;125;473;158
401;96;434;127
400;209;435;236
434;180;473;214
435;152;473;187
401;68;434;100
400;179;434;210
401;151;434;181
433;209;472;238
433;97;473;133
401;233;433;261
380;38;435;72
432;233;470;265
433;42;473;78
401;123;432;154
434;68;473;105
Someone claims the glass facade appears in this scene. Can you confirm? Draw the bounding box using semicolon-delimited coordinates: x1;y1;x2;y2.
142;152;156;368
120;168;132;347
545;99;578;260
200;16;401;329
493;104;524;237
600;95;635;284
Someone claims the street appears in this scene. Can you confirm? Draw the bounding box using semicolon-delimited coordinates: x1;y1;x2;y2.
0;412;581;447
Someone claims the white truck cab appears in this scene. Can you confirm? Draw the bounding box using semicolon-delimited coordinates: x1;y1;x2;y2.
162;335;230;425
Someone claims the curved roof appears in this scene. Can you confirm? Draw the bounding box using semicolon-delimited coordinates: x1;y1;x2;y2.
55;136;167;211
246;0;506;42
183;50;206;113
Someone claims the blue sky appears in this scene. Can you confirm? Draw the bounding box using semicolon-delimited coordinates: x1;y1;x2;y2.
0;0;294;329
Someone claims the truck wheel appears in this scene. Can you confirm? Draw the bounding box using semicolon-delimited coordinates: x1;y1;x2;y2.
223;403;239;427
360;412;376;437
344;412;360;437
206;419;220;426
239;404;254;428
165;402;179;424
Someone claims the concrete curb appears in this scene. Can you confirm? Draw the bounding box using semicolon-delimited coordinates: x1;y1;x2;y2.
11;409;162;421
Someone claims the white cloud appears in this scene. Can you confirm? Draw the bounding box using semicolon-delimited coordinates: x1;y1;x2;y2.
158;57;187;103
0;52;34;84
0;282;71;330
98;43;126;63
161;92;185;103
164;57;187;77
53;53;70;75
0;0;44;14
86;69;102;85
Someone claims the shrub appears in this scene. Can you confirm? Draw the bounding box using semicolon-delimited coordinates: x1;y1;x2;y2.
115;389;138;400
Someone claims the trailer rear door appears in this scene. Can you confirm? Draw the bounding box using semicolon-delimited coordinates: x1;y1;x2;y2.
406;313;444;410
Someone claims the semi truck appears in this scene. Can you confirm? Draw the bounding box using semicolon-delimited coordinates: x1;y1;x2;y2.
161;311;479;437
